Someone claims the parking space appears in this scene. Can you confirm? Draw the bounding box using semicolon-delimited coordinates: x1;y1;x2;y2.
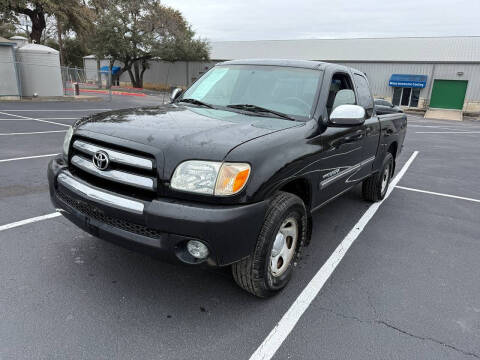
0;106;479;359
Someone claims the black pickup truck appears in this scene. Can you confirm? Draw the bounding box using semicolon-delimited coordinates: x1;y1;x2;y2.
48;59;407;297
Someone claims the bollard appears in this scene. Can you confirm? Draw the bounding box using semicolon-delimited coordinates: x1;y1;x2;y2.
74;82;80;96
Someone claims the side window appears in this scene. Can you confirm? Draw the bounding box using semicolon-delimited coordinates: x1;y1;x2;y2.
327;73;355;116
354;74;374;116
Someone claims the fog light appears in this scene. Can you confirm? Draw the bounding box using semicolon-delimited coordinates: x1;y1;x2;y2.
186;240;209;259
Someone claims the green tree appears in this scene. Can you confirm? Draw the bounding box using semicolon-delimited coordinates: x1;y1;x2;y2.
62;37;89;68
0;0;92;44
90;0;209;88
0;20;16;38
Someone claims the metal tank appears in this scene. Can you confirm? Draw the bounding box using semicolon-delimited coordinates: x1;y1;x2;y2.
16;43;63;97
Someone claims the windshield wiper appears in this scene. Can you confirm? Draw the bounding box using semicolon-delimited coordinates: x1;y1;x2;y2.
226;104;295;121
178;98;214;109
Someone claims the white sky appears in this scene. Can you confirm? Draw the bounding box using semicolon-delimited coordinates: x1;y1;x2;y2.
161;0;480;41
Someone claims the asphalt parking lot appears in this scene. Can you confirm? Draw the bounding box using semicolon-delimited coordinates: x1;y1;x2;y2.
0;98;479;359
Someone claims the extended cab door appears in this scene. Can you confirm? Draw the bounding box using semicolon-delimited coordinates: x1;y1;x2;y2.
310;70;366;209
352;72;380;180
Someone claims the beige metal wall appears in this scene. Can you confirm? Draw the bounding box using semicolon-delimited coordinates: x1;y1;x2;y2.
83;57;480;110
335;61;480;110
118;60;217;88
84;58;217;89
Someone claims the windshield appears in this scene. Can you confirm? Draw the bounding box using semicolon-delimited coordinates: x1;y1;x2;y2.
182;65;322;120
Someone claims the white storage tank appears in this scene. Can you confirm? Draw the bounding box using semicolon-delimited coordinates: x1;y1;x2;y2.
9;36;28;48
16;44;63;97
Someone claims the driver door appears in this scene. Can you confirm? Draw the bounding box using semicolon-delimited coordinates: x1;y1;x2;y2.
311;71;366;208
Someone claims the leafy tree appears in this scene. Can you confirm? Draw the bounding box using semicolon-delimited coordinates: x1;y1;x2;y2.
62;37;89;67
90;0;209;88
0;0;92;44
0;20;16;38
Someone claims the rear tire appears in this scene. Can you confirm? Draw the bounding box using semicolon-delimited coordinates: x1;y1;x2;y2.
362;152;394;202
232;191;307;298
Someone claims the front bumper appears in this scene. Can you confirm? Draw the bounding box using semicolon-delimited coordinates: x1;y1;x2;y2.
48;157;268;266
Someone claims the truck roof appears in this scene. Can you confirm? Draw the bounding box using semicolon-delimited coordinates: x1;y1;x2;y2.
218;59;362;74
219;59;327;70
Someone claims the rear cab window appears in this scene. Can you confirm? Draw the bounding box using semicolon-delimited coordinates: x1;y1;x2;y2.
353;73;374;116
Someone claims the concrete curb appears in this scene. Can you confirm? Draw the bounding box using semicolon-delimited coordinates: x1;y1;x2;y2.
0;96;103;102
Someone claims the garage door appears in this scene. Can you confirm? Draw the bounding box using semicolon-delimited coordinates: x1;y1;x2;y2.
429;80;468;110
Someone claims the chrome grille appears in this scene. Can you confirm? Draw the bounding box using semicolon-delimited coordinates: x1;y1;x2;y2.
70;139;156;192
73;140;153;170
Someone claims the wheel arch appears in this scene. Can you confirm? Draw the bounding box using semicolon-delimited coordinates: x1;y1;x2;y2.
278;177;312;210
277;177;313;244
387;141;398;175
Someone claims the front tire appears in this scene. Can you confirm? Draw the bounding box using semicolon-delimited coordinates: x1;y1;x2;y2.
362;152;394;202
232;192;307;298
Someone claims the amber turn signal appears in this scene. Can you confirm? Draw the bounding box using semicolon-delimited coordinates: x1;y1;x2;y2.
214;163;251;195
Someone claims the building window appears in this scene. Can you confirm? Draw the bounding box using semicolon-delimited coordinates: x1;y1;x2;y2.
393;88;402;105
401;88;411;106
410;88;420;107
392;87;420;107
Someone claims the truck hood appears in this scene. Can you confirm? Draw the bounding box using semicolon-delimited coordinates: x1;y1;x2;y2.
75;104;301;177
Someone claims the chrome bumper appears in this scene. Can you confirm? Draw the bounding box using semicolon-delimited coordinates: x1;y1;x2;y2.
57;172;144;214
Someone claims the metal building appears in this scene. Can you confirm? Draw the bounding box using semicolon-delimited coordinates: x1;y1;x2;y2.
210;36;480;112
0;37;21;99
16;43;63;97
83;55;217;89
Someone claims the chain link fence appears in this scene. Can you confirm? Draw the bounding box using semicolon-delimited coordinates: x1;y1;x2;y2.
62;66;112;100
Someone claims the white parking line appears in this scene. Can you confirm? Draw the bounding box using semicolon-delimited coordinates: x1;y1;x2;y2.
0;111;70;128
249;151;419;360
0;130;67;136
396;185;480;203
415;131;480;134
0;153;59;163
408;124;472;130
0;109;111;112
0;118;78;120
0;213;61;232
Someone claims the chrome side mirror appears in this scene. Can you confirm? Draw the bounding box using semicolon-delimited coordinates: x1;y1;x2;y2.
170;87;183;103
329;104;366;126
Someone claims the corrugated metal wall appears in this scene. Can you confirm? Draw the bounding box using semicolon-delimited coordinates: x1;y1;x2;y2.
83;57;480;108
84;58;217;88
433;63;480;101
118;60;217;87
0;46;20;97
333;62;480;107
335;62;433;100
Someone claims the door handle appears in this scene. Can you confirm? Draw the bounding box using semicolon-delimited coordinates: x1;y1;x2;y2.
345;130;364;142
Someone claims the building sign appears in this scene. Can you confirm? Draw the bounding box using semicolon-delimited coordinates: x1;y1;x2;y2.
389;74;427;88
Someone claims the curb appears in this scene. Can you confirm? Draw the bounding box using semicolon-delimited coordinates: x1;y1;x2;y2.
0;96;103;102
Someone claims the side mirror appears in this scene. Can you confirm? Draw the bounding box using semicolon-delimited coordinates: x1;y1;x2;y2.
330;104;366;126
170;87;183;103
332;89;356;109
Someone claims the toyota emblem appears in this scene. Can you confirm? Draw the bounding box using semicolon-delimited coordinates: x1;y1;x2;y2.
92;150;110;170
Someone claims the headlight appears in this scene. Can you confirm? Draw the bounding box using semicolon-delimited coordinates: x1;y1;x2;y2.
63;126;74;160
171;160;250;196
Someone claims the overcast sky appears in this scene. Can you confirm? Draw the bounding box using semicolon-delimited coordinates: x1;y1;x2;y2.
162;0;480;41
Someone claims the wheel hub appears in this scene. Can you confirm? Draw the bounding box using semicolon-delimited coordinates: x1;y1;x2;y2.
381;164;390;194
270;217;298;277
